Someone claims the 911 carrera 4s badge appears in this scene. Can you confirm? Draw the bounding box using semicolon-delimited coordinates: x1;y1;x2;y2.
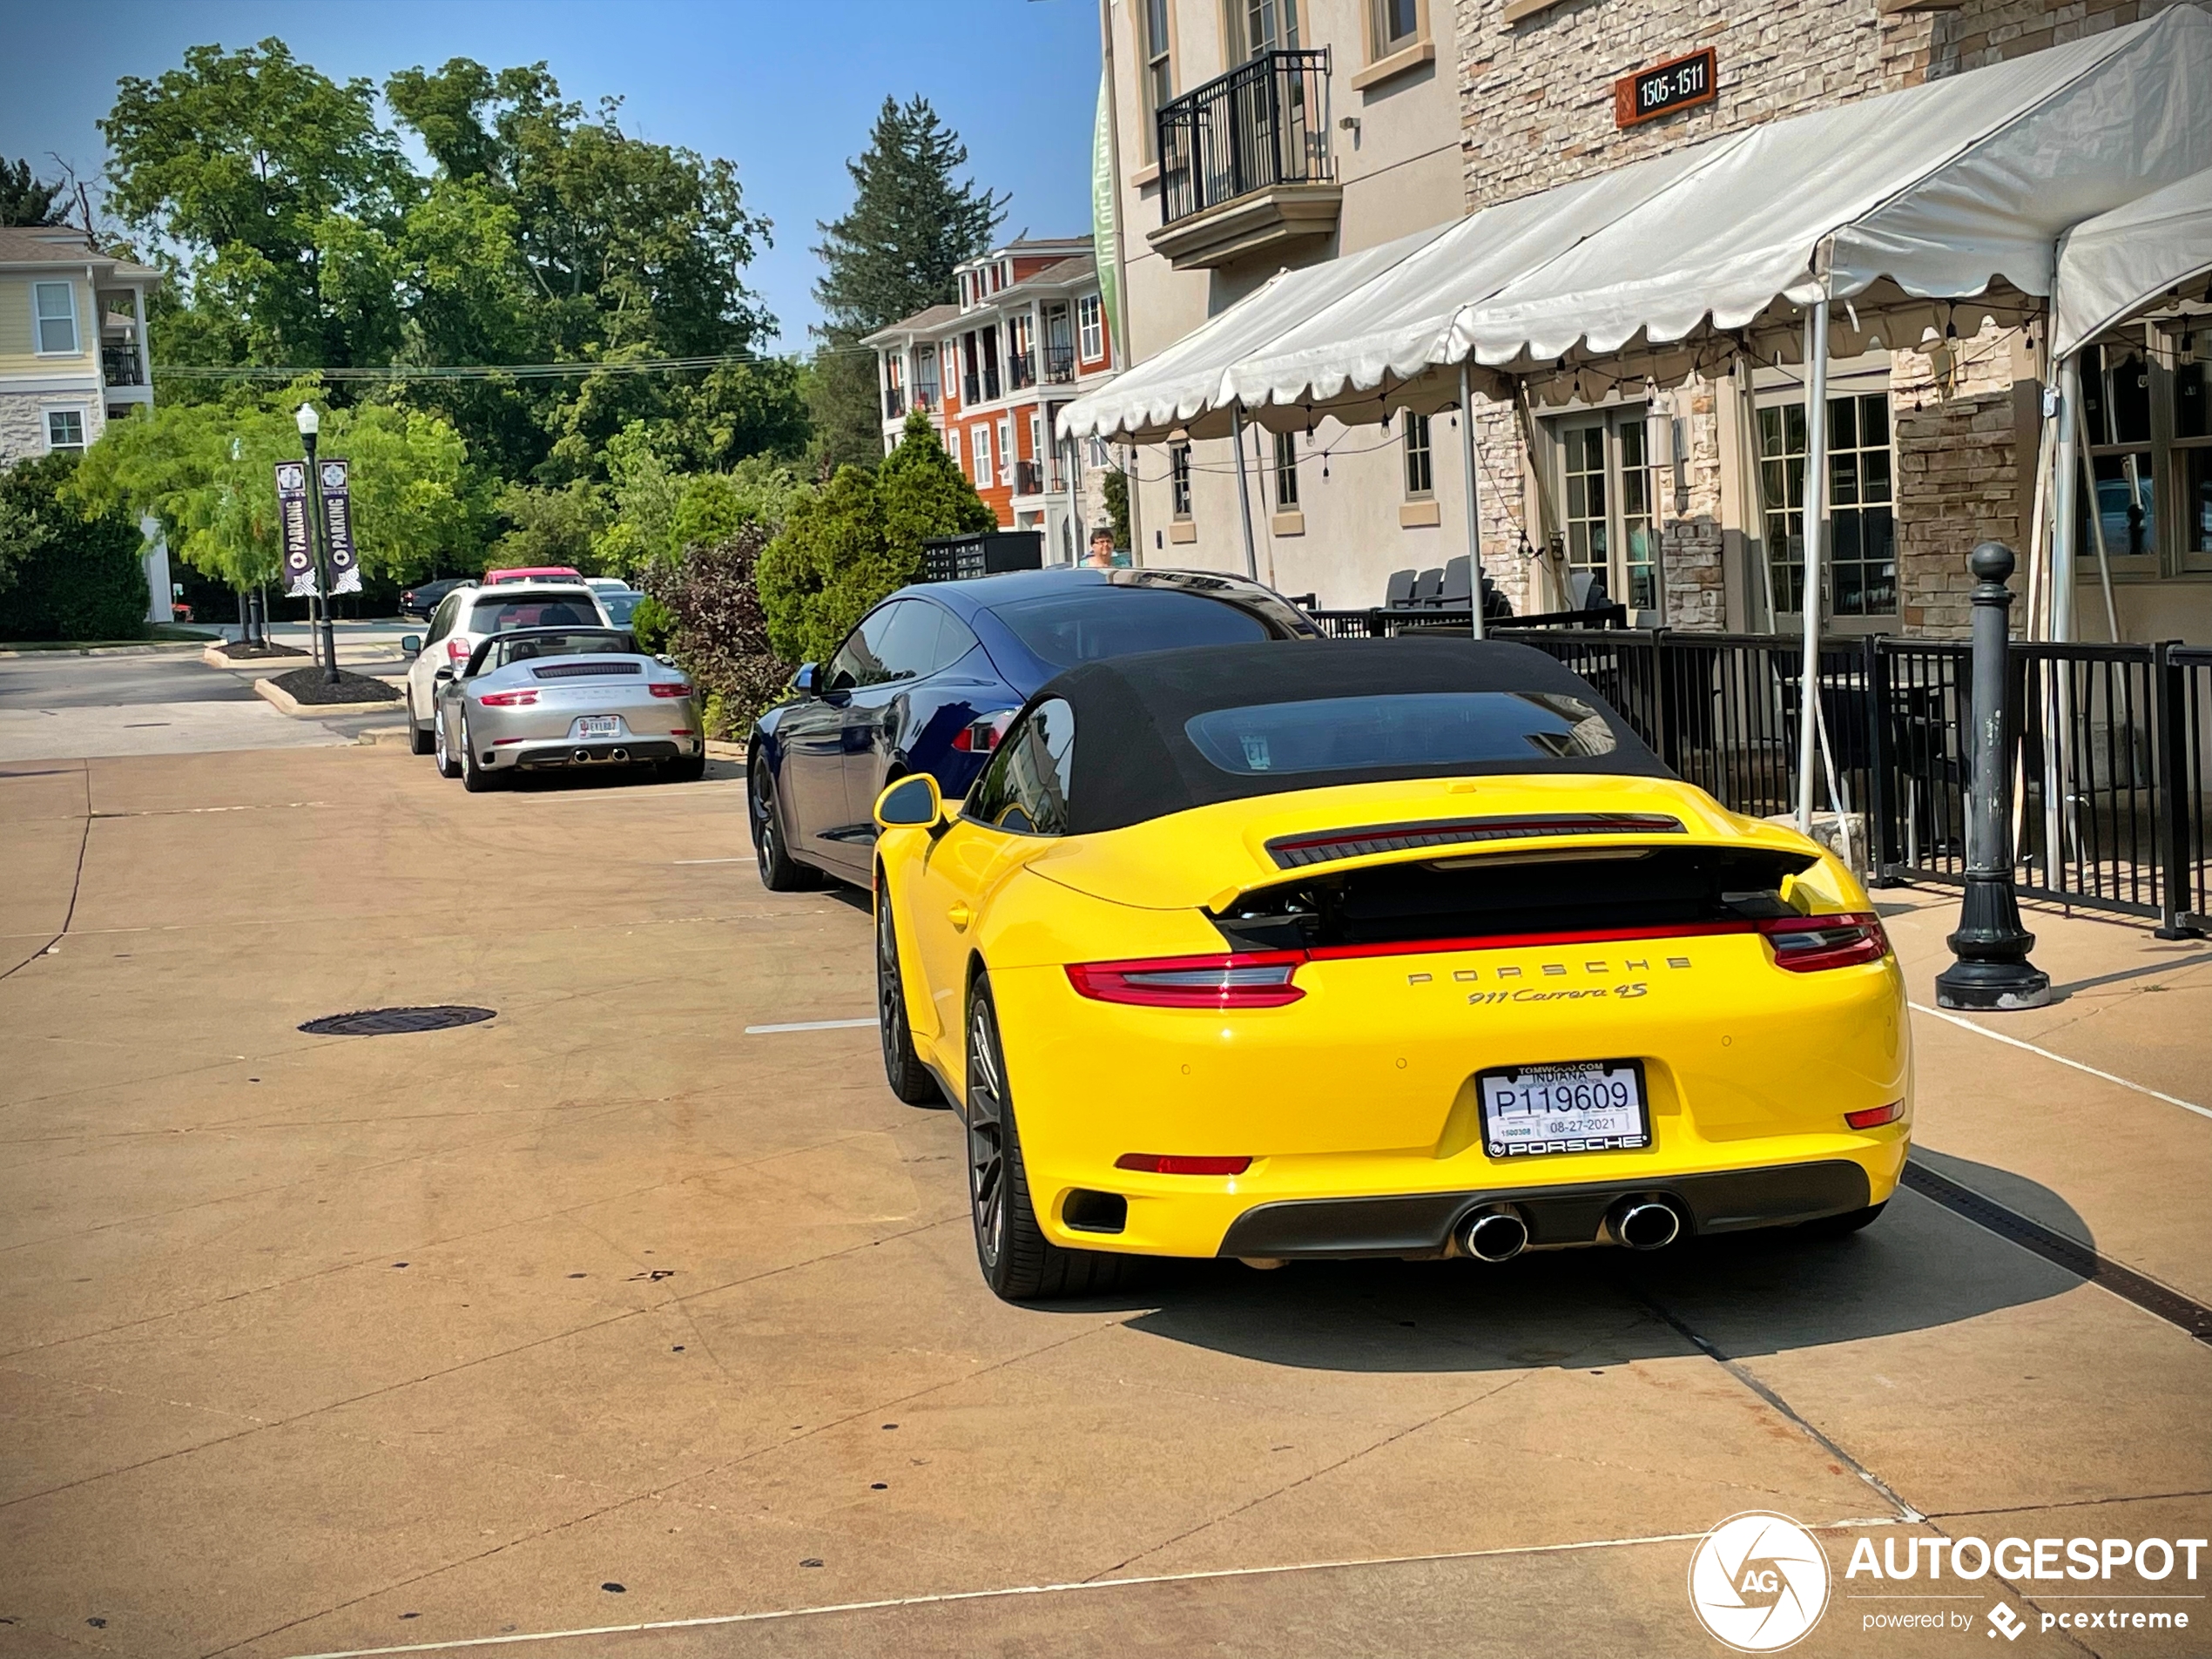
1479;1060;1652;1157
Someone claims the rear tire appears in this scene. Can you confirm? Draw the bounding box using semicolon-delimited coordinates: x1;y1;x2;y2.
965;975;1132;1302
876;880;942;1106
1799;1200;1887;1240
408;691;435;756
658;753;707;784
750;756;820;892
460;713;502;792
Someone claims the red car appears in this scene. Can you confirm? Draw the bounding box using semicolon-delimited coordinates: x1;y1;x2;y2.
482;566;583;586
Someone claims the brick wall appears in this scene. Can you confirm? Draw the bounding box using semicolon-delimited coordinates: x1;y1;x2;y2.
1895;388;2029;635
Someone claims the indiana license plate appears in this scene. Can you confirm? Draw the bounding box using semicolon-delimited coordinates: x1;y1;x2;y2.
1479;1060;1650;1158
574;715;621;738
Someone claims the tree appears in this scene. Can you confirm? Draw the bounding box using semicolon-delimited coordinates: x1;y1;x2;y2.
757;410;992;664
640;523;790;738
0;455;150;642
102;41;413;371
71;389;486;592
0;158;67;226
809;98;1004;475
1101;464;1130;553
489;481;606;571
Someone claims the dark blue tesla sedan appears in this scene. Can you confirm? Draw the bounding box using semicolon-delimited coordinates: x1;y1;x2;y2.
746;567;1323;889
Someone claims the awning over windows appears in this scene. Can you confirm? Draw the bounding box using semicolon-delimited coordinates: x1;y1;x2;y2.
1061;5;2212;442
2052;166;2212;360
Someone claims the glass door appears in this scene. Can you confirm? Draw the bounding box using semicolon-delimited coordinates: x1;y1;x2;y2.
1556;409;1659;612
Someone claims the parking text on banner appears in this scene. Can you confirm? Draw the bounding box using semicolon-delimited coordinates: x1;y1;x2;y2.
319;459;360;595
274;461;315;597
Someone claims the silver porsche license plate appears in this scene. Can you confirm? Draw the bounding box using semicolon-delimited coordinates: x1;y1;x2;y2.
1479;1060;1650;1158
574;716;622;738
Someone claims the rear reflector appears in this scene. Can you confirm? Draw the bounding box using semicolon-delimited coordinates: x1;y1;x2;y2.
952;711;1015;752
1845;1101;1905;1130
478;689;539;706
1067;951;1305;1008
1759;912;1889;972
1115;1154;1253;1176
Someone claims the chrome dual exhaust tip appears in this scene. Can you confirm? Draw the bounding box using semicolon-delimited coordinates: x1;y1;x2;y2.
611;747;630;762
1607;1197;1683;1251
574;748;590;763
1459;1204;1529;1263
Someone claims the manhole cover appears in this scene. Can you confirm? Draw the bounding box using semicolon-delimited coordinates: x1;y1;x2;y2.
299;1006;496;1037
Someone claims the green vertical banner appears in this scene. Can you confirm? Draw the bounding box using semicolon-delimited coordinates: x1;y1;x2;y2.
1091;67;1120;366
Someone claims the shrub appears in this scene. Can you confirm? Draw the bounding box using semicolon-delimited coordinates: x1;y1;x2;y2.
641;523;789;738
0;454;150;641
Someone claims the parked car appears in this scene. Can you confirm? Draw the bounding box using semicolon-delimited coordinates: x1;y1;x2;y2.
870;637;1908;1300
399;576;475;619
584;577;632;597
482;565;584;585
594;588;645;626
747;567;1323;891
425;624;704;792
399;583;611;755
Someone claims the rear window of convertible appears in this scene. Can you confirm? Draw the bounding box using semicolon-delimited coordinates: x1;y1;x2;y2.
1184;691;1618;775
992;589;1270;669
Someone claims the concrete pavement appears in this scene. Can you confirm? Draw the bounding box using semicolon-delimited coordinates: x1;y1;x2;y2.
0;740;2205;1659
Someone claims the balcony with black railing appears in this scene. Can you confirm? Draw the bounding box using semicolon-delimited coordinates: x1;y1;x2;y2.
882;385;906;420
102;342;145;388
1008;350;1035;391
1044;343;1076;383
1151;49;1340;271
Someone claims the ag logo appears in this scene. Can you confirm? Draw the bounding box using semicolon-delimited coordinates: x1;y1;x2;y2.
1688;1512;1831;1652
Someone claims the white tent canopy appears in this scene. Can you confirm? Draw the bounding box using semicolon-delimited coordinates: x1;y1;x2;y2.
1062;5;2212;443
2053;165;2212;358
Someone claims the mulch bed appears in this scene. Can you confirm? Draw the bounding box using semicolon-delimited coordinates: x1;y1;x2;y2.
222;641;312;659
270;666;402;705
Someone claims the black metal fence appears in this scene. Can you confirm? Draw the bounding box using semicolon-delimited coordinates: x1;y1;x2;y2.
1158;50;1333;225
1376;624;2212;935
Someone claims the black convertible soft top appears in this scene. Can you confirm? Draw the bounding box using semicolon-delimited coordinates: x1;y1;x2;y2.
1036;637;1670;835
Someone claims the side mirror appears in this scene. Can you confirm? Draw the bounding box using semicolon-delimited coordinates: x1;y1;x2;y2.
792;661;822;697
655;653;675;667
400;635;422;659
874;772;944;832
434;665;455;684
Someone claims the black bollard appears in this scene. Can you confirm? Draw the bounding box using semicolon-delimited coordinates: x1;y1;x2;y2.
1935;542;2050;1011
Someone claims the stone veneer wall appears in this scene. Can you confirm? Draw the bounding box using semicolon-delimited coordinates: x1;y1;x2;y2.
0;393;106;470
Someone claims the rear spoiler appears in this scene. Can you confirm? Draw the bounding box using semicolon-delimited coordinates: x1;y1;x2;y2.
1264;813;1687;872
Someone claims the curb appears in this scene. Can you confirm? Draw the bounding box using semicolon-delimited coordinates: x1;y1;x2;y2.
254;676;407;720
705;739;749;762
0;640;206;659
203;644;316;671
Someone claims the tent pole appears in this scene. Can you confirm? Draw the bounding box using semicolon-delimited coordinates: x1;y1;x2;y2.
1797;299;1831;835
1231;407;1260;581
1459;361;1486;641
2064;360;2120;641
2051;355;2080;642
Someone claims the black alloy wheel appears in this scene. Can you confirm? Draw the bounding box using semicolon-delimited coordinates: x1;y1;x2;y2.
750;757;819;892
876;883;942;1106
963;975;1130;1302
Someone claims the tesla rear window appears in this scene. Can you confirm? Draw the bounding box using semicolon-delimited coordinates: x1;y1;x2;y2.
1185;692;1617;775
991;589;1269;669
471;593;600;631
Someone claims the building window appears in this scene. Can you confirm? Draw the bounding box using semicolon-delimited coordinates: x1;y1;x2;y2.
997;419;1014;484
1089;435;1110;469
33;281;78;355
1274;430;1299;509
915;345;940;408
1558;409;1661;611
1170;442;1192;518
1077;294;1103;362
947;427;961;472
1372;0;1421;56
1231;0;1300;59
1757;390;1895;617
45;408;86;451
2079;327;2212;577
1403;412;1433;498
1143;0;1174;156
972;425;994;488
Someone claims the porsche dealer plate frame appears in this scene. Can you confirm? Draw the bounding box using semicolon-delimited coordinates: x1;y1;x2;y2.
1479;1059;1651;1159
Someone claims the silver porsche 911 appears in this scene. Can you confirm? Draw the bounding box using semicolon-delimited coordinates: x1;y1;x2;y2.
424;625;706;792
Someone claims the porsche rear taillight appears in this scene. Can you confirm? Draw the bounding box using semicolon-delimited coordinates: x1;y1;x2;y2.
445;637;473;666
649;682;693;698
1066;951;1306;1008
952;711;1015;752
1758;913;1888;972
478;688;539;706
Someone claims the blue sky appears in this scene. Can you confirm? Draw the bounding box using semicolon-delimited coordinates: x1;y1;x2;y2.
0;0;1103;352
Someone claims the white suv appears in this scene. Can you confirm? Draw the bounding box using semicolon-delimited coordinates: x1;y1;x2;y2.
401;583;611;754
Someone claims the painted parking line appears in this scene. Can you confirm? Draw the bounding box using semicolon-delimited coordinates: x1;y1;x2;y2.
744;1017;878;1035
1906;1001;2210;1121
286;1519;1907;1659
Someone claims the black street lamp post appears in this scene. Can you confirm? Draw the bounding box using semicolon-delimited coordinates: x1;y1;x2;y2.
1934;541;2051;1011
295;403;340;685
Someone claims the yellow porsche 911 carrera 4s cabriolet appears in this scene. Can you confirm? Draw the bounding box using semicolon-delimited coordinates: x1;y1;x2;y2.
869;637;1909;1301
